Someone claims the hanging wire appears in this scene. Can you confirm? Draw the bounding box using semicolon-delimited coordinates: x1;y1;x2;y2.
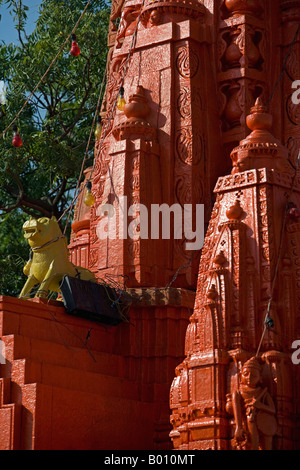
0;0;92;141
3;0;195;298
59;67;107;233
266;24;300;107
16;0;195;321
56;0;198;302
59;0;147;232
87;0;147;184
165;251;196;289
256;150;300;357
254;24;300;356
19;267;129;331
45;293;97;362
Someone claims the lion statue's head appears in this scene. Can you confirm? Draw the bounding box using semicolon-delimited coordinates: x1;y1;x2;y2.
22;216;63;249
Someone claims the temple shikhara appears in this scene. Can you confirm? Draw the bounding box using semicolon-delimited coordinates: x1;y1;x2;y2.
0;0;300;450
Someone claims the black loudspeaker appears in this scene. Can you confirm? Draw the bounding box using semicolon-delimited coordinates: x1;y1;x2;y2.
60;276;123;326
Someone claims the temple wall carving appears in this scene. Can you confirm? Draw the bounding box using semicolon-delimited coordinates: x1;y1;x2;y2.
67;0;300;450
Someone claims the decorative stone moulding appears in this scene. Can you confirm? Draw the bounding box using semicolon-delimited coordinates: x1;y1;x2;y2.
230;98;292;174
71;217;90;235
225;198;244;220
224;0;263;17
115;3;142;49
280;0;300;12
213;250;227;267
223;82;243;129
220;25;263;74
206;284;218;303
280;3;300;24
122;287;196;308
140;0;206;25
112;85;156;141
223;29;243;69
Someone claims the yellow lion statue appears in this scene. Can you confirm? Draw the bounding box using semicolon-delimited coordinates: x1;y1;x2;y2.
19;216;96;299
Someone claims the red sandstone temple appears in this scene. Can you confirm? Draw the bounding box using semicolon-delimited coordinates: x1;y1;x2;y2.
0;0;300;450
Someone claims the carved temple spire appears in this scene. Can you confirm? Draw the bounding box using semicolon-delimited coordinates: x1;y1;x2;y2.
170;93;300;450
230;98;292;174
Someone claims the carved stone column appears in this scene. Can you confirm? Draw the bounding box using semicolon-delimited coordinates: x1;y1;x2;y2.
89;86;163;286
217;0;268;170
78;0;227;289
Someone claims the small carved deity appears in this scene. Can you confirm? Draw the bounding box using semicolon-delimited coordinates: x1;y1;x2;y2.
231;356;277;450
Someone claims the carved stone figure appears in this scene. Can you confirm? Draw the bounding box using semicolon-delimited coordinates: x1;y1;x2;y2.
115;4;141;49
232;356;277;450
19;216;96;299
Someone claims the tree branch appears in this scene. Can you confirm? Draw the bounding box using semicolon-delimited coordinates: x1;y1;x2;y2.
1;168;54;218
17;0;26;47
58;83;93;141
52;178;67;206
0;168;24;213
21;194;55;217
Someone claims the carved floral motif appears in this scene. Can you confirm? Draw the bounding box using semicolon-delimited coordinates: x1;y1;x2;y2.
286;94;300;126
176;45;199;79
140;0;206;25
175;128;203;166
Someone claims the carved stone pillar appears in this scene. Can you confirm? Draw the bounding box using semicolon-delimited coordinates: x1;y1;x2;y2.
263;351;295;450
217;0;268;170
76;0;227;289
89;86;163;285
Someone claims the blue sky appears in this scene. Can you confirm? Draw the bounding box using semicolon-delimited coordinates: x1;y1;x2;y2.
0;1;42;102
0;1;41;44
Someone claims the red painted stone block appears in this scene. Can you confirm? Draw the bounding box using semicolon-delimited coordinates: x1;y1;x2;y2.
0;291;192;449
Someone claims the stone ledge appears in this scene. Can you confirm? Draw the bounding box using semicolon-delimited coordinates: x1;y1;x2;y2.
214;167;300;193
123;287;195;308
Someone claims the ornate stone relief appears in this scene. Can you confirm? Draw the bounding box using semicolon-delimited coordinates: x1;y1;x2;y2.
112;85;156;141
169;97;300;450
226;356;277;450
140;0;206;26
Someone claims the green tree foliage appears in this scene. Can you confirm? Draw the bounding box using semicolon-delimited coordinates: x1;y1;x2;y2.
0;210;28;295
0;0;110;295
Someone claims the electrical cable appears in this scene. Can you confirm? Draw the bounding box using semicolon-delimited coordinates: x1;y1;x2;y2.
254;25;300;356
266;24;300;107
59;67;107;232
256;150;300;357
59;0;147;233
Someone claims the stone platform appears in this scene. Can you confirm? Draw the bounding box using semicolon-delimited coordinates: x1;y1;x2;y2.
0;289;194;450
